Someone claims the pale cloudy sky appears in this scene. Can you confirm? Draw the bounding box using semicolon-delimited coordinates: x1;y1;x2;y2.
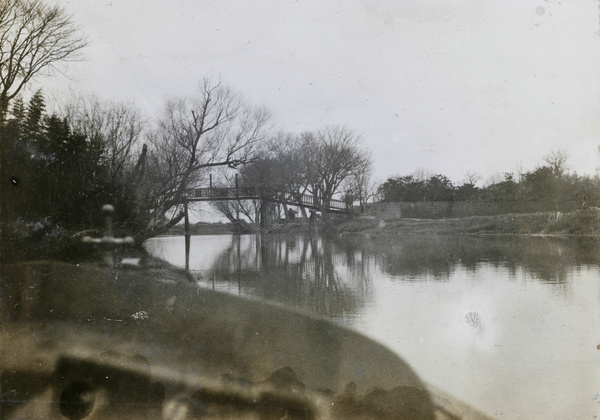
41;0;600;185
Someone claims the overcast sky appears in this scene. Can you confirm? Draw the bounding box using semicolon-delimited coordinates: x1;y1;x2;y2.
41;0;600;185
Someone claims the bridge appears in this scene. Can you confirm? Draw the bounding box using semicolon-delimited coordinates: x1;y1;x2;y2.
181;185;353;269
184;186;352;214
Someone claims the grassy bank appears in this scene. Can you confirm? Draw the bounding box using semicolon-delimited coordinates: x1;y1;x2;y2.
338;207;600;236
6;208;597;263
170;208;600;237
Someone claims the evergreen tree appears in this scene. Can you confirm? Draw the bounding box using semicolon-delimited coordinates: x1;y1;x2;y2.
24;90;46;143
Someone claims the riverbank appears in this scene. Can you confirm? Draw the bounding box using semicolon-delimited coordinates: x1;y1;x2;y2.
337;207;600;236
172;207;600;237
5;208;597;263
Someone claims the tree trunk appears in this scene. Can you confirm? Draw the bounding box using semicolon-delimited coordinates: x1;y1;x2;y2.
134;210;185;244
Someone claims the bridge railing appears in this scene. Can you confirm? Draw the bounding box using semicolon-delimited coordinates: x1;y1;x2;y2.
329;199;349;210
187;187;262;199
185;187;352;212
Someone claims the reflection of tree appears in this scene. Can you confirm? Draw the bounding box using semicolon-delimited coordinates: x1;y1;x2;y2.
194;233;594;316
203;234;372;319
349;234;600;287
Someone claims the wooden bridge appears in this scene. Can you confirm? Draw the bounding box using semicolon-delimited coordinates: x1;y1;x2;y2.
181;185;353;269
184;187;352;214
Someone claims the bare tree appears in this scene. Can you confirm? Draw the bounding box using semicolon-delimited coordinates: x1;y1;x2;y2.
212;198;260;224
250;133;312;217
0;0;87;124
464;171;481;186
209;134;304;223
343;159;375;212
308;126;372;211
134;79;271;241
210;170;260;224
62;95;145;185
543;149;569;177
209;126;371;223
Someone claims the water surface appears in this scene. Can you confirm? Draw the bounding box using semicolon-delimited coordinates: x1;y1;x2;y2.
145;233;600;419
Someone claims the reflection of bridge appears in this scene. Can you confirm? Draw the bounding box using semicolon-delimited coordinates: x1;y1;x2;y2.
182;185;353;269
186;234;363;318
184;187;352;214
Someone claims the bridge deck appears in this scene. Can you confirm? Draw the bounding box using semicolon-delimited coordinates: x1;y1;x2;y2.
184;187;352;213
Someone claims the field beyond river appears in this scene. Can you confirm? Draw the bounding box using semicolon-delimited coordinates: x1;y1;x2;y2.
179;207;600;237
338;207;600;236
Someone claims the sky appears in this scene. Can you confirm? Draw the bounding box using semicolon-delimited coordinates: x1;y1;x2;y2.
38;0;600;186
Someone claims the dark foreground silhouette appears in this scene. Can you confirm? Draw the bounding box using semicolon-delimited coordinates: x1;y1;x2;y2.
2;261;489;419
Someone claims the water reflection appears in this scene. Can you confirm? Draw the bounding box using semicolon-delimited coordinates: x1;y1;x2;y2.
145;233;600;418
195;233;370;319
343;234;600;285
170;233;600;318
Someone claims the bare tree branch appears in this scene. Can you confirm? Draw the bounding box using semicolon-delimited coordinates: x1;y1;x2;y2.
543;149;569;177
62;95;145;184
0;0;87;123
133;79;272;241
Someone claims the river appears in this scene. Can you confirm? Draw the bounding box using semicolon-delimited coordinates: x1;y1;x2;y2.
144;233;600;419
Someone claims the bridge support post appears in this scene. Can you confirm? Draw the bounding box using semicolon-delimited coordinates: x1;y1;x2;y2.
259;201;265;229
102;204;115;266
184;197;190;270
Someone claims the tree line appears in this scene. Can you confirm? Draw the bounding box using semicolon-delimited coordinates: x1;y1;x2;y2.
211;128;372;224
0;0;372;259
2;84;371;246
3;0;599;260
378;150;600;210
